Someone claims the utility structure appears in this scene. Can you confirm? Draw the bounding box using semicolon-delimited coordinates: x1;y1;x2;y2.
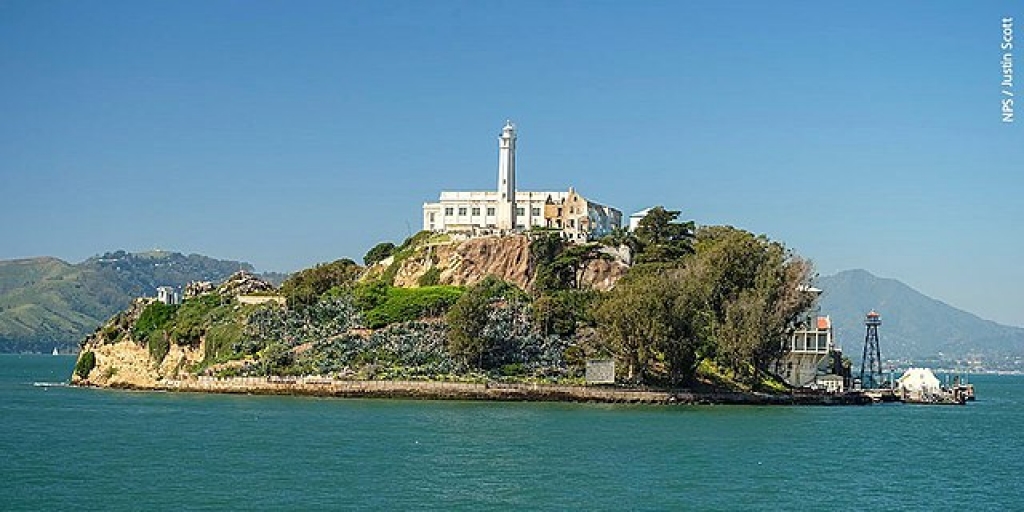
860;310;883;389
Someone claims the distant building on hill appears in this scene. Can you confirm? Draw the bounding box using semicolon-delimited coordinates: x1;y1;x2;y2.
156;286;180;305
422;121;621;241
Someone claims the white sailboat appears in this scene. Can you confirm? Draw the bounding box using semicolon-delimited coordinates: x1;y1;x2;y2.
52;347;59;356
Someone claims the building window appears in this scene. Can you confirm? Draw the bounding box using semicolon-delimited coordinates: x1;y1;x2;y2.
516;207;524;216
444;207;453;216
429;213;435;221
531;208;540;216
458;207;467;216
471;207;480;216
487;207;495;216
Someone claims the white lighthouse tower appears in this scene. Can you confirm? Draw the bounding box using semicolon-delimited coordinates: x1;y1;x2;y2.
496;120;517;231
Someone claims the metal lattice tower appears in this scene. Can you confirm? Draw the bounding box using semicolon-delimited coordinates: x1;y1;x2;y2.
859;310;883;389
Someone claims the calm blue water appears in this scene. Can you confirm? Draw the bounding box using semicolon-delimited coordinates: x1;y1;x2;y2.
1;355;1022;511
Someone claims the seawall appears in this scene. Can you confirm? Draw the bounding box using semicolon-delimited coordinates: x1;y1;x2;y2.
84;376;873;406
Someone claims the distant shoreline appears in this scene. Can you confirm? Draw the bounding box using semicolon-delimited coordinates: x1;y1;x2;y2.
74;376;875;406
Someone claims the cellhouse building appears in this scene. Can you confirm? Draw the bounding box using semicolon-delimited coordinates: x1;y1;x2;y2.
422;121;622;242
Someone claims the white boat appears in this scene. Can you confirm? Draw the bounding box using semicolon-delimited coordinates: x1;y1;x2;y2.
52;347;59;356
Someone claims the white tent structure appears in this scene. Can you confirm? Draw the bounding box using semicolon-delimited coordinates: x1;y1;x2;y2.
896;368;942;401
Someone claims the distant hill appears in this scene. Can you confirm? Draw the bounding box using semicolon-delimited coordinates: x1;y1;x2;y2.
0;251;278;353
816;269;1024;362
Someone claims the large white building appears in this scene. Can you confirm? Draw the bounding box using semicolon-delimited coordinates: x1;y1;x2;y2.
422;121;622;241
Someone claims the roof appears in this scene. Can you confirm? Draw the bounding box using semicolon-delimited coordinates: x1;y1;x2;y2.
629;207;656;218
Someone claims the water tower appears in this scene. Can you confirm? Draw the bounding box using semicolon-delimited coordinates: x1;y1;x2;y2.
859;310;883;389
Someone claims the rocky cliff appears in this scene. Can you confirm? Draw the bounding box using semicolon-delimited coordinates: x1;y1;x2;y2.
71;270;280;388
71;298;205;388
377;234;629;291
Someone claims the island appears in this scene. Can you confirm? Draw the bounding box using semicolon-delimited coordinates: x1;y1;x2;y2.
70;209;870;406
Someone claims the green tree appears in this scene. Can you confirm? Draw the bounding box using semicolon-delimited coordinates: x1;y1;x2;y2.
363;242;396;266
445;283;493;367
594;270;710;386
597;224;814;387
634;206;696;264
552;243;610;290
531;293;582;337
530;232;567;292
530;233;609;292
445;276;523;367
689;226;814;383
169;294;224;346
594;274;671;384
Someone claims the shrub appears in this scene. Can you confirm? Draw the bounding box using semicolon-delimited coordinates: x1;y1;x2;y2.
417;267;441;287
352;280;389;311
364;242;396;266
242;296;362;356
75;351;96;379
101;323;121;343
364;286;464;328
148;333;170;363
169;294;224;346
280;259;363;306
134;302;177;340
204;322;243;363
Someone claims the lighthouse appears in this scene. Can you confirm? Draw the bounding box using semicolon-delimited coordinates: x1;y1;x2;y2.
495;120;517;231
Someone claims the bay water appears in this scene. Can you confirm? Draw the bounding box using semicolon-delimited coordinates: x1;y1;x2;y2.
2;354;1022;510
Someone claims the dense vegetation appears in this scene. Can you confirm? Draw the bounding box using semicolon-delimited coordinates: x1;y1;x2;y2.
81;207;816;390
594;212;813;386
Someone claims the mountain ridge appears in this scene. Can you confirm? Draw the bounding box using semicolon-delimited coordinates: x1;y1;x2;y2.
0;250;278;353
817;269;1024;362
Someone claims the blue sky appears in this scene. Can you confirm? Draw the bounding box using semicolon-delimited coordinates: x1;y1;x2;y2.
1;1;1021;326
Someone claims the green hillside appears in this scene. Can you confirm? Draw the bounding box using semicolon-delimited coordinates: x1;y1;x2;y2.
0;251;261;353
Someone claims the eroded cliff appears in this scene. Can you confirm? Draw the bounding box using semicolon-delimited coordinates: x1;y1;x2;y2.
375;234;629;291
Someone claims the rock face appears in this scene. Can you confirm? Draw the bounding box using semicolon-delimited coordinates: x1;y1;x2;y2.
216;271;275;297
72;298;204;388
387;235;628;291
71;270;274;387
